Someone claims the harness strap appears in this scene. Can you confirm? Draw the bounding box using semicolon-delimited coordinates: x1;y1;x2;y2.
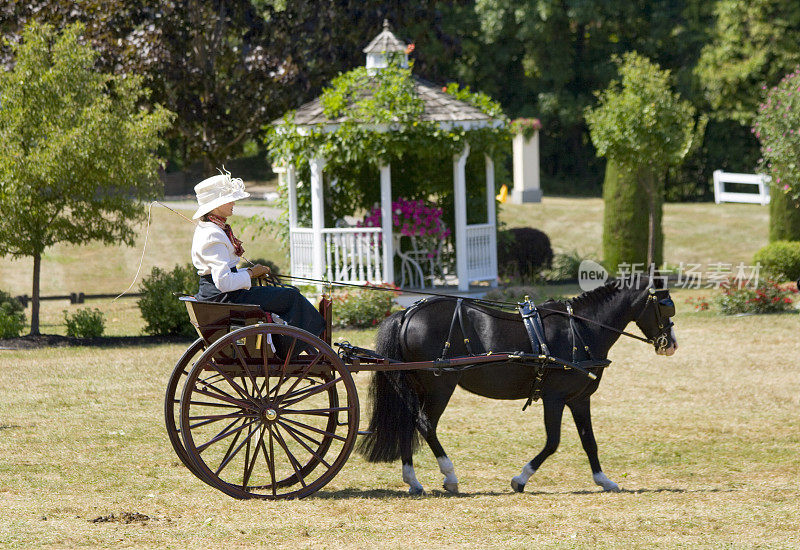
567;303;594;363
518;298;550;356
439;298;464;360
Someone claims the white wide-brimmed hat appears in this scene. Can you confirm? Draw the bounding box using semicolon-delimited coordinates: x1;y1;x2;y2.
192;169;250;219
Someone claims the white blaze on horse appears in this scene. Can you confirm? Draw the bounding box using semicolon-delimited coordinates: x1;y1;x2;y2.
357;277;678;494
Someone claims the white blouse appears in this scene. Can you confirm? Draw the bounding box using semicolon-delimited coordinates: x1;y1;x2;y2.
191;221;251;293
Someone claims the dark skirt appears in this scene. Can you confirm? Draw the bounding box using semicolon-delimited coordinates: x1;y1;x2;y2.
196;276;325;337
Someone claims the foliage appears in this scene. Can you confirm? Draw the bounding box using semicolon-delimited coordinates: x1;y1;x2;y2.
138;265;198;338
0;290;26;339
0;22;173;334
753;241;800;282
544;250;586;282
510;118;543;140
63;308;105;338
0;1;294;171
696;0;800;125
586;53;701;173
601;160;663;273
332;285;397;329
497;227;553;281
768;183;800;242
714;279;797;314
754;70;800;203
586;53;698;267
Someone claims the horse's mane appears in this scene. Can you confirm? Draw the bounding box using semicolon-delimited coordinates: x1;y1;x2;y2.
567;280;626;310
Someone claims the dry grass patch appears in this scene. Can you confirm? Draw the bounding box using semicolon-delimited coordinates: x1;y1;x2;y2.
1;309;799;548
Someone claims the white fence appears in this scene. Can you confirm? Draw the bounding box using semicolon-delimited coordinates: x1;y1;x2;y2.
713;170;771;205
290;227;383;285
464;223;497;284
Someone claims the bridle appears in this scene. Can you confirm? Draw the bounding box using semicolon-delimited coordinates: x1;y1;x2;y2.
635;288;676;352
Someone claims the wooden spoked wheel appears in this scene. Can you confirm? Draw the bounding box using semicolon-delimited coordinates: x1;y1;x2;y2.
179;324;359;499
164;338;212;483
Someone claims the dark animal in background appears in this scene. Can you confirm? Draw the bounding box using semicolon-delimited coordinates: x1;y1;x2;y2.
497;227;554;279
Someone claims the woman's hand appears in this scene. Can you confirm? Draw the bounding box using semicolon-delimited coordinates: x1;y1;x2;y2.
247;264;271;279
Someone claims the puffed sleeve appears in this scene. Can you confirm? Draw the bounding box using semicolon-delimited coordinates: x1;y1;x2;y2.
200;241;252;292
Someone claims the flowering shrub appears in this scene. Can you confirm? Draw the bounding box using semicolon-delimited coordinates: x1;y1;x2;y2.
359;197;451;264
714;280;797;314
510;118;543;140
332;284;398;329
684;296;710;312
753;69;800;203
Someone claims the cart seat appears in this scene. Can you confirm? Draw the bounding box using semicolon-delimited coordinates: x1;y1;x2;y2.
180;296;272;345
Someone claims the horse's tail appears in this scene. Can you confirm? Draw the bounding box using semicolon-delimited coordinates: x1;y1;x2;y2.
357;310;421;462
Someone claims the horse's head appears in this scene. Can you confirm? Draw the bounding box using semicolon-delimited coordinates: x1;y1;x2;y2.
634;287;678;356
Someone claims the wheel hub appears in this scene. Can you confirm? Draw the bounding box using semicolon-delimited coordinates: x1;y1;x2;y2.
263;408;278;421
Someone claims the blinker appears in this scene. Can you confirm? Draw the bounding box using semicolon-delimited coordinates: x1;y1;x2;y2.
658;298;675;318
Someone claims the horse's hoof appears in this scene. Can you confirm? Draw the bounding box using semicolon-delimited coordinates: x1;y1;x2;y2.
511;478;525;493
443;482;459;494
408;486;425;496
593;472;620;492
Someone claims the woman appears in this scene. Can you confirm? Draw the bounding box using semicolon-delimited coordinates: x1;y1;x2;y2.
191;170;325;341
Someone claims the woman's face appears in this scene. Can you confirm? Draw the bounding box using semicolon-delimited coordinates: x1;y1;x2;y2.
210;201;235;218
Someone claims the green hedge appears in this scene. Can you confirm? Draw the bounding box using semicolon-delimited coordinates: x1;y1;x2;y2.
602;161;663;273
0;289;26;338
753;241;800;282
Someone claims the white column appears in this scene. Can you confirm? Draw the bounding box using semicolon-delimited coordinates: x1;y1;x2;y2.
511;131;542;203
485;155;498;288
287;163;298;229
380;164;394;285
454;144;470;291
310;157;326;281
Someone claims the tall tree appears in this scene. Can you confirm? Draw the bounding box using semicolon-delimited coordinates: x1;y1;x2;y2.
586;53;701;270
0;22;173;334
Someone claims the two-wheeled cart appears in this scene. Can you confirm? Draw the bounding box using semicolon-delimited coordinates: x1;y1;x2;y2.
165;290;600;500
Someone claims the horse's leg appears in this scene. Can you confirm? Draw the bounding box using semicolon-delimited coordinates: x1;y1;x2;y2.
401;456;425;495
568;397;620;492
511;399;565;492
401;372;460;494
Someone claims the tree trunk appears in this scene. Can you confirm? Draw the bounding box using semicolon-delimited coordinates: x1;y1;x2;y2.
769;185;800;241
30;251;41;336
644;170;657;269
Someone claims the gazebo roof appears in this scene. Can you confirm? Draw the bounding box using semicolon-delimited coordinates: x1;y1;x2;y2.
283;77;494;127
363;20;407;54
274;22;500;129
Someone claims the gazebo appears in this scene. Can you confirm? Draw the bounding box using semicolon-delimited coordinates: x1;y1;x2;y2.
273;22;507;291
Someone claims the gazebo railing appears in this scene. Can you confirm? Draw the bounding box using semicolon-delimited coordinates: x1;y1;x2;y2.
290;227;383;284
464;223;497;284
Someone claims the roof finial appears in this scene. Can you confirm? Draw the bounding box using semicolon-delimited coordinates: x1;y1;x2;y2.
383;19;390;30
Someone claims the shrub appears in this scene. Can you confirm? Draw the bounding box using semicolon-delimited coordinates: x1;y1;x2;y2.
138;264;198;337
544;250;585;282
0;290;26;338
63;308;105;338
497;227;554;280
753;241;800;281
332;284;397;328
714;280;797;314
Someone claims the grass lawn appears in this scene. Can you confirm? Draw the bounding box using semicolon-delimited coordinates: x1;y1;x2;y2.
1;196;798;548
1;309;799;548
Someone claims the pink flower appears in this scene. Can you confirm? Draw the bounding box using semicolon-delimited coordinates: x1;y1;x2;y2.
784;184;791;191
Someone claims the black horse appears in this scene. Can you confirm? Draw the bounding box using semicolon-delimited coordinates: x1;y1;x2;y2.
357;277;678;494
